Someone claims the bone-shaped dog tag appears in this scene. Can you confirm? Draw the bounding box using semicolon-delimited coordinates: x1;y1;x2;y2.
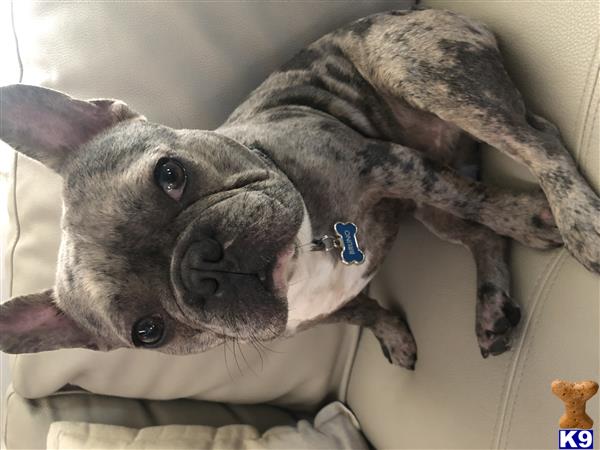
334;222;365;265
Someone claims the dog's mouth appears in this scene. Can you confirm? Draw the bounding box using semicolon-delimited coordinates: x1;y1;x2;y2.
269;243;298;297
166;187;305;340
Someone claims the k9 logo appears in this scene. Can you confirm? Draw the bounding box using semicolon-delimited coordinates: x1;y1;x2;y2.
559;429;594;449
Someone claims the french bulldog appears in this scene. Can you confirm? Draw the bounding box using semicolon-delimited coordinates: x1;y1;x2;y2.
1;8;599;369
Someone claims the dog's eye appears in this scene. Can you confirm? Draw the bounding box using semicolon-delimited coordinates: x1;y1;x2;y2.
154;158;187;201
132;315;165;347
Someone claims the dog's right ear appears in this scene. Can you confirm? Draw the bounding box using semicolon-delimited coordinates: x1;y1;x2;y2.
0;290;99;354
0;84;144;173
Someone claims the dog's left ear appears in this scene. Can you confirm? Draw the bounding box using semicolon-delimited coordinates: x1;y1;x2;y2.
0;290;99;354
0;84;144;173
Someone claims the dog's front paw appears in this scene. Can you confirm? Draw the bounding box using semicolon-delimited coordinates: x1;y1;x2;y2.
476;284;521;358
373;315;417;369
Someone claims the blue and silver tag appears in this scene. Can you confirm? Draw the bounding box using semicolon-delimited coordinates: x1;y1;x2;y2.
311;222;365;265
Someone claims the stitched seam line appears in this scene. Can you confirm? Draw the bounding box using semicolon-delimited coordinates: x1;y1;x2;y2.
489;331;514;449
575;25;600;162
499;249;568;448
5;155;20;405
492;249;567;449
492;250;562;448
1;3;23;444
580;77;600;166
2;388;15;449
340;325;364;403
502;251;567;449
10;0;23;84
6;154;19;299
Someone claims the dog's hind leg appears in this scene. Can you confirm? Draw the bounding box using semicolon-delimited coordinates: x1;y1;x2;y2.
414;206;520;357
429;100;600;274
358;139;562;250
338;9;600;272
315;293;417;369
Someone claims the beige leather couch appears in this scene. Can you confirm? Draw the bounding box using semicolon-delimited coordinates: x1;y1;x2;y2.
2;1;598;449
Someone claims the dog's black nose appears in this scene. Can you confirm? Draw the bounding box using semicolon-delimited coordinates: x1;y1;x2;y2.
187;273;220;297
186;238;223;266
180;239;225;300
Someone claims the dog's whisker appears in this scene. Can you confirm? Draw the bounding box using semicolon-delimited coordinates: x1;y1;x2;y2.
251;335;284;355
231;338;243;376
238;341;258;376
222;336;234;382
248;336;265;371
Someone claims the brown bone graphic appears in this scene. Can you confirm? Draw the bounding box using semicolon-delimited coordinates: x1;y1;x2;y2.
551;379;599;429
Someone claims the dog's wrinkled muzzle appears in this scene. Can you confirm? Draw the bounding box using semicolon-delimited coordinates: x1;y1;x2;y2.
167;189;302;340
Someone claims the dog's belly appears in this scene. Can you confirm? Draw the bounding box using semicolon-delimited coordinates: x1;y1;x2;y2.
386;98;480;172
284;210;373;334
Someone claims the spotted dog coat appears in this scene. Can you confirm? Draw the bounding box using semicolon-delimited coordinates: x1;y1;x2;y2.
1;8;598;369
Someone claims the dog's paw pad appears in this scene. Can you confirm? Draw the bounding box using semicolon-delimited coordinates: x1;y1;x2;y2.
476;286;521;358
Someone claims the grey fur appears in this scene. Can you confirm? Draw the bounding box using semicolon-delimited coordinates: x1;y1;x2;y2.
315;292;417;369
415;206;520;358
1;9;598;367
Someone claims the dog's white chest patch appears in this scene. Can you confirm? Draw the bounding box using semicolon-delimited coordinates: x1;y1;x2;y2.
284;210;373;334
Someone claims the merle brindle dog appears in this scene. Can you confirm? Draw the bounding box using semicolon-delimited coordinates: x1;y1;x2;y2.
1;8;598;369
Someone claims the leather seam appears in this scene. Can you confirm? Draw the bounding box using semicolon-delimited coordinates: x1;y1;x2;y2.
489;333;515;449
10;0;24;83
6;154;21;404
580;75;600;166
491;249;560;448
2;2;23;441
575;23;599;162
3;387;15;449
492;249;567;449
340;325;364;404
6;0;23;300
7;154;19;299
498;251;568;449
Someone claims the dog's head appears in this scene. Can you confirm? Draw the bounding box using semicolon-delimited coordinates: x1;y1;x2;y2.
0;85;304;354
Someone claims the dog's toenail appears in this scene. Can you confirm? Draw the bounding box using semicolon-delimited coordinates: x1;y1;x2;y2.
377;338;392;363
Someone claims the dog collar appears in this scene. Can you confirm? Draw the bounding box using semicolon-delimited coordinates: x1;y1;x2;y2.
311;222;365;265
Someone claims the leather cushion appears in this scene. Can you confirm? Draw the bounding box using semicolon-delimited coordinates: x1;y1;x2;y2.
347;1;600;448
3;0;411;407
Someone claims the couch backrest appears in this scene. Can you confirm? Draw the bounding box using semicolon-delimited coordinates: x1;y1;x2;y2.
2;0;413;409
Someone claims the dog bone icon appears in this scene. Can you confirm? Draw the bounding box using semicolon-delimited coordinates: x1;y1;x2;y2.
551;379;598;429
